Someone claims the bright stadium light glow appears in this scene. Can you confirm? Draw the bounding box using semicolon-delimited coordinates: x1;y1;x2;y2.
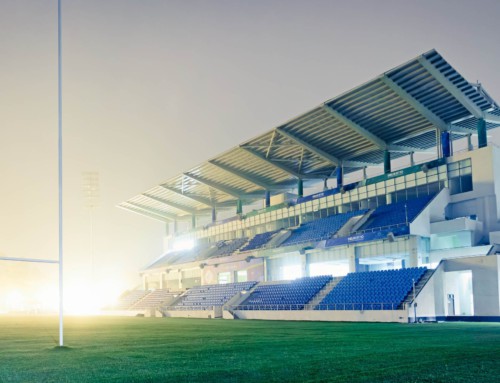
34;286;59;312
5;290;26;312
64;279;124;315
283;265;302;280
173;239;194;251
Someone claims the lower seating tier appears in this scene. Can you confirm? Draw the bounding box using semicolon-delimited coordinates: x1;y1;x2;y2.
316;267;427;310
170;281;256;310
237;275;332;310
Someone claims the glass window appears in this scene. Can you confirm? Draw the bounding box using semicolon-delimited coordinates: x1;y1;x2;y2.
218;272;231;284
236;270;247;282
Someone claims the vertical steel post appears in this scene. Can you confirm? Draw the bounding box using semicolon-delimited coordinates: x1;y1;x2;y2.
57;0;64;347
477;118;487;148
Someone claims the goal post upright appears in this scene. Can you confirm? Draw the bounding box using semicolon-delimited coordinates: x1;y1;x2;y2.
57;0;64;347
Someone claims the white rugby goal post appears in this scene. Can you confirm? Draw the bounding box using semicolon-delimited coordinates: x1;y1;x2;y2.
1;0;65;347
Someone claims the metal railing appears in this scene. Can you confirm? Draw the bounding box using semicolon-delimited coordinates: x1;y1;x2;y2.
225;303;405;311
164;305;217;311
355;222;408;235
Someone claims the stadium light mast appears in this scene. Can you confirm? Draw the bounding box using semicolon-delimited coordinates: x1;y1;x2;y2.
57;0;64;347
83;172;99;281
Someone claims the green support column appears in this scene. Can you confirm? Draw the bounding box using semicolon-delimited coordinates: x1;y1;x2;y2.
236;199;243;215
191;214;196;229
384;150;391;174
211;207;216;223
265;191;271;208
477;118;487;148
297;179;303;198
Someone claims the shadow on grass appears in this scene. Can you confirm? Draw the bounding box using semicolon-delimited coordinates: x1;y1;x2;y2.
50;346;74;352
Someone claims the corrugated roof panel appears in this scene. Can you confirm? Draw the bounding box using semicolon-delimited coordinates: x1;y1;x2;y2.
121;49;500;221
217;148;295;184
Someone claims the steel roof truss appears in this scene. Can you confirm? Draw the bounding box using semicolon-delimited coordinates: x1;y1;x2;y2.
239;146;325;179
418;57;484;118
142;194;196;215
208;160;276;191
380;75;448;132
118;205;172;223
159;185;214;207
321;104;387;150
124;202;177;221
183;173;241;199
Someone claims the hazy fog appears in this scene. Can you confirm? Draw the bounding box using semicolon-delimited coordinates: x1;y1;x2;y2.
1;0;499;310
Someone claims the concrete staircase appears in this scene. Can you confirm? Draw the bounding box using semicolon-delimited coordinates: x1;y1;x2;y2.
158;290;189;315
266;229;292;248
223;283;261;319
307;277;343;310
399;269;435;309
348;209;374;234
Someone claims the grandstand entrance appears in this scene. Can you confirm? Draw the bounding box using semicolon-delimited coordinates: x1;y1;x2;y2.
309;260;349;277
444;271;474;316
358;257;407;272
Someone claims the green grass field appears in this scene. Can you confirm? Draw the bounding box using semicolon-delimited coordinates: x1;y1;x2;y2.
0;316;499;383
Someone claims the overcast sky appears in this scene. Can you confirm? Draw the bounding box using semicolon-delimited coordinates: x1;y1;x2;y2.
1;0;500;308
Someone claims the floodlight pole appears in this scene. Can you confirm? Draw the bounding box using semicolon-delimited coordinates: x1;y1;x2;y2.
57;0;64;347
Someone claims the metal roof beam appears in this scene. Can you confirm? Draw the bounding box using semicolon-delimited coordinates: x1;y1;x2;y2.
207;160;277;191
119;204;174;222
160;185;214;207
418;57;484;118
485;113;500;124
449;125;476;134
142;194;196;215
160;185;237;208
322;104;387;150
125;201;178;220
387;144;435;153
380;75;448;132
239;146;325;179
276;127;341;166
183;173;241;199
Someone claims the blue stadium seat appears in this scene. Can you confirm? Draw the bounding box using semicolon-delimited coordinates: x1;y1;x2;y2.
359;195;434;232
316;267;427;311
281;210;368;247
172;281;256;310
238;275;332;311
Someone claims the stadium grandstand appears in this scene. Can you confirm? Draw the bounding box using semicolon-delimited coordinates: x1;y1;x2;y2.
115;49;500;323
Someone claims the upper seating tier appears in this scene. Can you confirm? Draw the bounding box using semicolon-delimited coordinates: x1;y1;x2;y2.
359;195;434;232
282;210;368;247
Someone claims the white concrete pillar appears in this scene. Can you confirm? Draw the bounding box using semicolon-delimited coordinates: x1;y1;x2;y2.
347;246;357;273
178;270;182;290
263;258;268;281
408;236;419;268
300;251;308;277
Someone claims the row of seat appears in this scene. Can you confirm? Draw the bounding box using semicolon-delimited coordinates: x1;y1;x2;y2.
359;195;433;231
172;281;256;310
237;275;332;309
147;196;435;269
130;289;179;310
318;267;427;308
282;210;367;246
240;230;280;252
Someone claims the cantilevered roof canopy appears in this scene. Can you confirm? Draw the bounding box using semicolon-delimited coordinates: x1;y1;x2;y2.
119;49;500;221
